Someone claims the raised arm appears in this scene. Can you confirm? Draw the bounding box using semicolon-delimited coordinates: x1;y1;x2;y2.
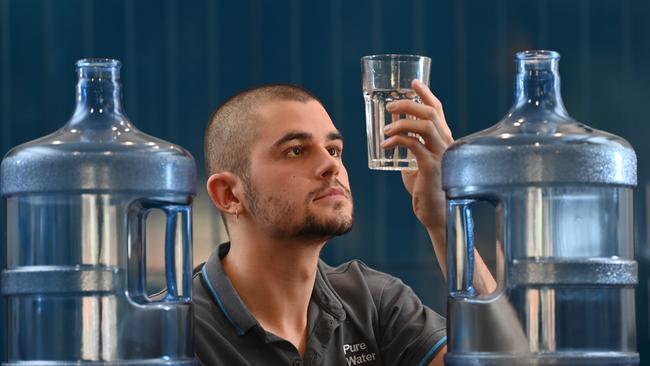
382;79;496;294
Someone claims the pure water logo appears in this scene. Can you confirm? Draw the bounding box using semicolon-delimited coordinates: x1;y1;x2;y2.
343;342;376;365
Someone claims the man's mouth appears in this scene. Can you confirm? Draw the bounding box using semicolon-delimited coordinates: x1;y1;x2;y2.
314;187;347;201
312;182;351;202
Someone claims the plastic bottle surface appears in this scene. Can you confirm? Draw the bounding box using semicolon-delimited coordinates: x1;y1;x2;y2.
442;50;638;366
1;59;197;365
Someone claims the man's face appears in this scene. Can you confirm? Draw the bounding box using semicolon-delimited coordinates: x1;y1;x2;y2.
243;99;354;242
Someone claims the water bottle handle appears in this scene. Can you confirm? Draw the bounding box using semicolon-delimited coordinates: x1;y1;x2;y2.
160;203;192;300
128;199;192;302
448;199;477;297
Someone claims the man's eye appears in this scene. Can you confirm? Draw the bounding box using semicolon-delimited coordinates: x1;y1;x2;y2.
328;147;342;157
286;146;304;157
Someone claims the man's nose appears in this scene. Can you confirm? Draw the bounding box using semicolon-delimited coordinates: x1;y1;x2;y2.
315;148;340;179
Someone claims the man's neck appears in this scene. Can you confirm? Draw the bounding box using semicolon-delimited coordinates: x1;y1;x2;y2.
223;228;325;355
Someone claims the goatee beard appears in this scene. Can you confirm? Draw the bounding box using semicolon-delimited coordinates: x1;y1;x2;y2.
293;203;354;241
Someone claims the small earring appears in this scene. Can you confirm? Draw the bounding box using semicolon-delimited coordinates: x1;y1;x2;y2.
235;208;240;221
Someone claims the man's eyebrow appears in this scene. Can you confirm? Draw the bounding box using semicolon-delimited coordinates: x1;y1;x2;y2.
328;131;344;142
272;131;344;147
273;131;313;147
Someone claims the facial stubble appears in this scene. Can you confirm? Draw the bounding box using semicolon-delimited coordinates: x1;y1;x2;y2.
244;178;354;242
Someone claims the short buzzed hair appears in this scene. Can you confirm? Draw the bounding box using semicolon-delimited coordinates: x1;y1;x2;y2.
204;84;321;178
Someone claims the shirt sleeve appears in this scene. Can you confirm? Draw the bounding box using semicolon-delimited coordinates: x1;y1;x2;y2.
375;275;447;366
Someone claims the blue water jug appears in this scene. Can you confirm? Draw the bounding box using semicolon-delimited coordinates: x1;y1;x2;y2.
442;50;638;365
1;59;197;365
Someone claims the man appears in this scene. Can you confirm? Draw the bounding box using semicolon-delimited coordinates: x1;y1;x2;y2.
195;80;495;365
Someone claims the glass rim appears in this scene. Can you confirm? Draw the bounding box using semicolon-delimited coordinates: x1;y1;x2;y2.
75;58;122;68
361;54;431;63
515;50;560;61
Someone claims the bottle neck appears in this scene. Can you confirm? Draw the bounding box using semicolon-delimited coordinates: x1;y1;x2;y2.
511;57;569;119
71;63;125;124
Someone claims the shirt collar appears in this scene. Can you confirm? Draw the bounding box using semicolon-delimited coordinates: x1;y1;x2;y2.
200;242;259;335
313;260;346;322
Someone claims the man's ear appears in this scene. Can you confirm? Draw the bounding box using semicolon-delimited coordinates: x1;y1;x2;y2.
206;172;243;215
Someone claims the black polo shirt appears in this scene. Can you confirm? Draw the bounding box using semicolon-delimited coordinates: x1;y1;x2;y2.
193;243;446;366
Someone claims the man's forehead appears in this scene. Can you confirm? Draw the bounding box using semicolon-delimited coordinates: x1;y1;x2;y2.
255;99;340;140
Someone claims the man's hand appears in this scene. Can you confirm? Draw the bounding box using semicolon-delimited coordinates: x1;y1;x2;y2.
382;79;453;232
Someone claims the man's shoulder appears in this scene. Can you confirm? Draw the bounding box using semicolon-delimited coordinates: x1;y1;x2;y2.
319;259;394;278
318;259;407;306
320;259;397;280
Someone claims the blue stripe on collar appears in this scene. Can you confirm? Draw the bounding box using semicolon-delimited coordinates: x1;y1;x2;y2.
201;264;245;336
417;336;447;366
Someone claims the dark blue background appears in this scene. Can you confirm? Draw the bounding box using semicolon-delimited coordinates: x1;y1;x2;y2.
1;0;649;363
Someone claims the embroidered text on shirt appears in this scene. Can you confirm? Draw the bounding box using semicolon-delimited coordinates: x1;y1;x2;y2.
343;342;376;365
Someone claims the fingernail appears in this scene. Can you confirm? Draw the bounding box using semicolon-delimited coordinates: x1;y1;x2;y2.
383;124;392;133
386;103;395;111
413;79;422;87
